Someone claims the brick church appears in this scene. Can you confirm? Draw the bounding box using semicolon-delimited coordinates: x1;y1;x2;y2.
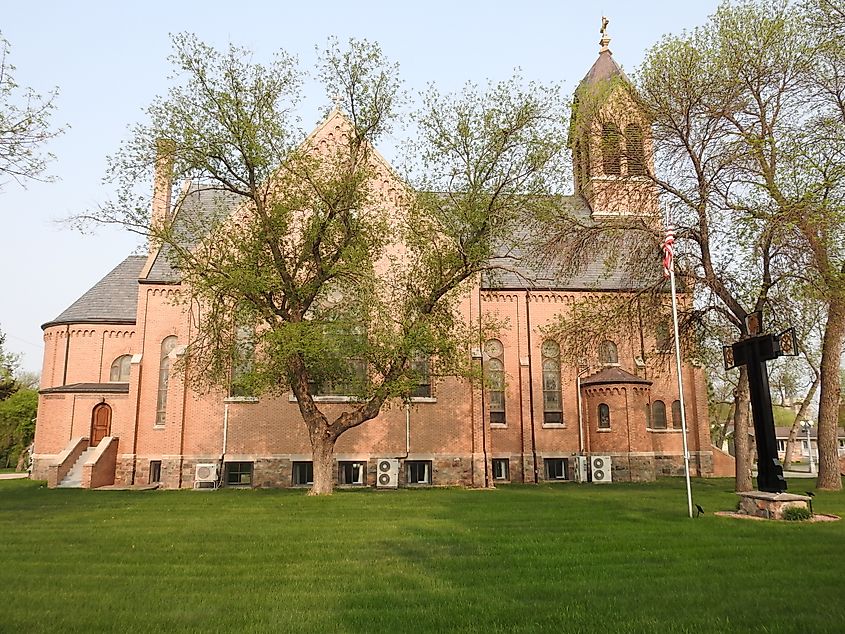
32;34;734;489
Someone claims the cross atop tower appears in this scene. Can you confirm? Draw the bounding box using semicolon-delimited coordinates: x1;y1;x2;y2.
599;16;611;53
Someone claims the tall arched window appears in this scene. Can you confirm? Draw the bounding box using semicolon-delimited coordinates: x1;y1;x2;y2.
625;124;646;176
601;123;621;175
109;354;132;382
652;400;667;429
598;340;618;365
485;339;505;424
155;336;177;426
541;340;562;424
598;403;611;429
671;400;683;429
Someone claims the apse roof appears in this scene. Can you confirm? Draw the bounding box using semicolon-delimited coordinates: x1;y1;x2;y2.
43;256;147;329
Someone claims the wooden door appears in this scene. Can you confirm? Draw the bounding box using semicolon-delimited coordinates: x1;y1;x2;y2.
90;403;112;446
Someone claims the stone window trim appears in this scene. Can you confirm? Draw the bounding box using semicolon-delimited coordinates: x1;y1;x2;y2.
647;428;683;433
541;422;566;429
287;393;438;405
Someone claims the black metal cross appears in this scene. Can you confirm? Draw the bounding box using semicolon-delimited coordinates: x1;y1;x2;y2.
723;314;797;493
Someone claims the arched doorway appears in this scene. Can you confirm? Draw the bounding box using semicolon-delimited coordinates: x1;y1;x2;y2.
90;403;112;446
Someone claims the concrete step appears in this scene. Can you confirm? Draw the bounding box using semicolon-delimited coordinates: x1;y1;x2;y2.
58;447;97;488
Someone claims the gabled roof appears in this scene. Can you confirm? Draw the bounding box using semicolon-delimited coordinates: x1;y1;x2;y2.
43;256;147;329
144;185;239;283
580;366;651;387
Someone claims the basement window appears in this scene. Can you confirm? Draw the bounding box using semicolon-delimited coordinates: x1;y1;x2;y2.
492;458;509;481
406;460;432;485
544;458;568;481
292;461;313;486
338;461;367;486
225;462;253;487
149;460;162;484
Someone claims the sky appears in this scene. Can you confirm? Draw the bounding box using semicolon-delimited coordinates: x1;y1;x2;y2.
0;0;721;374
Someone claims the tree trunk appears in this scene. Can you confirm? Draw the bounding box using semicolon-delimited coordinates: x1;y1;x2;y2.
816;297;845;490
782;375;820;470
309;426;337;496
733;367;754;492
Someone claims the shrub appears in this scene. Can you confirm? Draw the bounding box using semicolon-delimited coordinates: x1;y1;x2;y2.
783;506;812;521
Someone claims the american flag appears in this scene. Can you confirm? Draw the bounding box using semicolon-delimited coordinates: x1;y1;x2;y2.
662;227;675;278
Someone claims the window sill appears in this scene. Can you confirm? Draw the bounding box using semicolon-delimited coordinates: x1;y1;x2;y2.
288;394;362;403
596;428;612;433
542;423;565;429
410;396;437;404
490;423;508;429
647;428;682;433
224;396;259;403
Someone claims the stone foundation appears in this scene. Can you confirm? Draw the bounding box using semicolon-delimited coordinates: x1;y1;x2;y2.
737;491;811;520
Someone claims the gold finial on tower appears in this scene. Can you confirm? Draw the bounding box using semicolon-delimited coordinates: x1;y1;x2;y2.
599;16;611;53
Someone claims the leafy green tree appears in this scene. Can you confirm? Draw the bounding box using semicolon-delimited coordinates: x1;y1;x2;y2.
0;33;63;187
91;35;567;494
0;387;37;469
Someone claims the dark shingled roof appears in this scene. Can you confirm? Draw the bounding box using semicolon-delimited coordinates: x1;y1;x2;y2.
145;185;240;283
482;195;655;291
43;256;147;329
580;366;652;387
579;49;630;88
40;382;130;395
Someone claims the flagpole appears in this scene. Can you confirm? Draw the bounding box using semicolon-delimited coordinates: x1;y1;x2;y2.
664;228;694;519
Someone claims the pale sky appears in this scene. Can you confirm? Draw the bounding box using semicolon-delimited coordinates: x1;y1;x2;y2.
0;0;720;373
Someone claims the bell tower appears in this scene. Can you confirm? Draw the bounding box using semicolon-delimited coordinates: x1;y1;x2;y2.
569;18;657;218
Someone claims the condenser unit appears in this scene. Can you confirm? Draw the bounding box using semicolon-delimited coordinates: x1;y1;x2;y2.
573;456;589;483
590;455;612;483
376;458;400;488
194;463;219;488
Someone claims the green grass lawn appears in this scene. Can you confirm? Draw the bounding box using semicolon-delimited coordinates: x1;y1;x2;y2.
1;478;843;633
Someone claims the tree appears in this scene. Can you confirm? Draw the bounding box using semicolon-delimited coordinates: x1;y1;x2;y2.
92;35;567;494
0;328;19;401
0;387;37;470
0;33;63;187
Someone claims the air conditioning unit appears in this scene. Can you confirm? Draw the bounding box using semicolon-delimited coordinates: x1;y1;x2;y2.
573;456;589;483
590;455;612;484
376;458;400;488
194;463;219;484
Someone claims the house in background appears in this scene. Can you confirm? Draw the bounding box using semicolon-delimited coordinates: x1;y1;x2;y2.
31;34;734;490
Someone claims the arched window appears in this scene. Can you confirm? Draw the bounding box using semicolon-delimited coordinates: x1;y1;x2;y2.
485;339;505;424
155;336;177;426
541;340;562;424
109;354;132;382
671;400;683;429
652;400;667;429
598;340;618;365
625;124;646;176
601;123;621;175
598;403;611;429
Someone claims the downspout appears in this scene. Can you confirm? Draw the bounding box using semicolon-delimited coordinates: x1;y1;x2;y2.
476;287;488;488
405;403;411;457
222;403;229;461
98;330;106;382
130;288;152;485
576;364;590;454
517;293;526;482
525;291;538;483
62;325;70;386
177;298;192;489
